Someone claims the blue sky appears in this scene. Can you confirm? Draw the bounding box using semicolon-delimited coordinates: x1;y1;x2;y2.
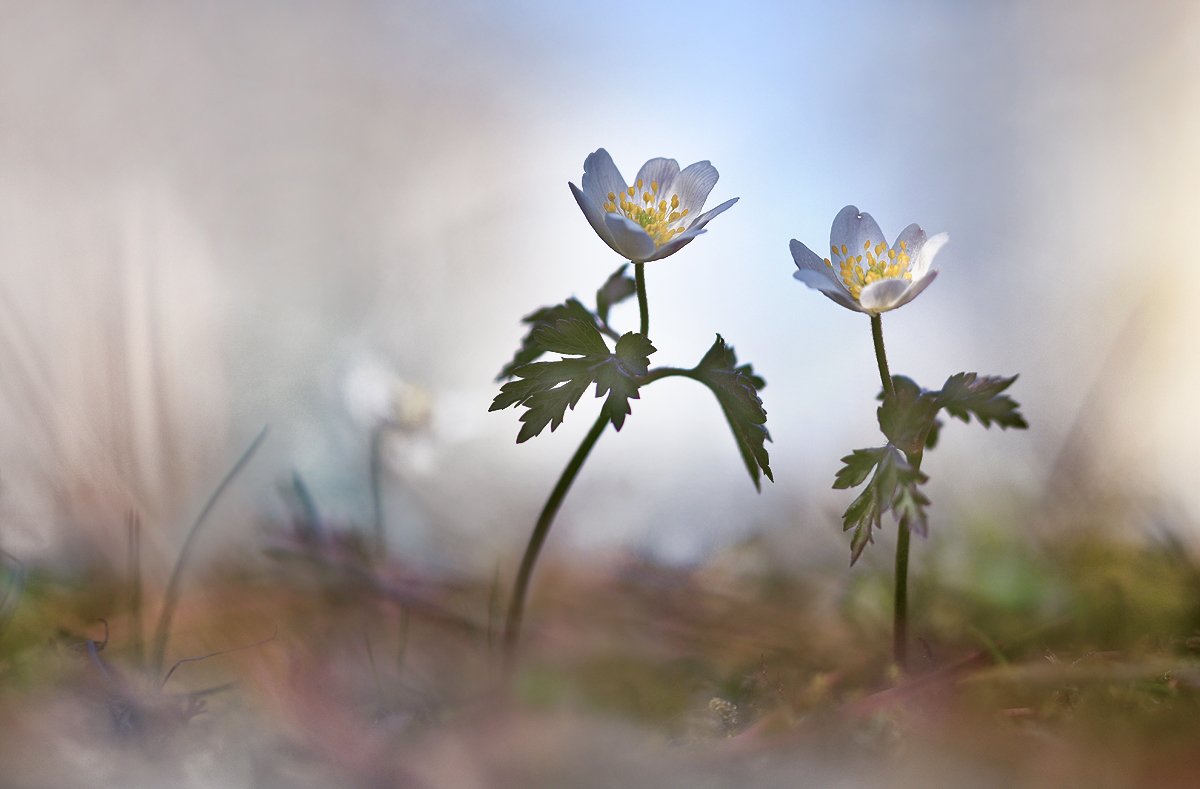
2;0;1199;567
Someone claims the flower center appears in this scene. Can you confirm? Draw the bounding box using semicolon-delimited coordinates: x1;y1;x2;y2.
824;239;913;300
603;179;690;247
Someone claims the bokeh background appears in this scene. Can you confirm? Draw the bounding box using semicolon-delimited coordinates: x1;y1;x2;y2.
1;0;1198;574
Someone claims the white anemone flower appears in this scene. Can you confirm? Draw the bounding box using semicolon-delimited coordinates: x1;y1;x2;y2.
791;205;948;315
569;148;738;263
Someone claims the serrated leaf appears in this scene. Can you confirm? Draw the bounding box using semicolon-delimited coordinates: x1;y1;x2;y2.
613;332;655;375
490;319;655;442
877;375;941;455
516;376;592;443
594;332;656;430
848;521;873;566
894;482;931;539
496;298;599;381
532;319;610;357
834;447;888;489
692;334;772;491
924;417;943;450
935;372;1028;429
840;445;929;565
596;264;637;325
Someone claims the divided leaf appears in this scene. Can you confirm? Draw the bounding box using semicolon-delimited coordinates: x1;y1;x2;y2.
496;298;600;381
594;332;655;430
935;372;1028;429
877;375;941;455
596;264;638;325
837;371;1024;562
490;318;655;442
692;335;772;491
833;447;889;489
837;445;929;566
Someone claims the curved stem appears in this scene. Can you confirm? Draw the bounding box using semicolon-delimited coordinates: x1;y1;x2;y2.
634;262;649;338
636;366;697;386
151;426;269;674
503;412;608;669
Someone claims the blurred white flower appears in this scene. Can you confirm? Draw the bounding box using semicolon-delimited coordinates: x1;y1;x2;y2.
569;148;737;263
791;205;948;314
342;358;433;431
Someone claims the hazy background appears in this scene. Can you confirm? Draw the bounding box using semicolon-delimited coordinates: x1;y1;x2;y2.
1;0;1198;574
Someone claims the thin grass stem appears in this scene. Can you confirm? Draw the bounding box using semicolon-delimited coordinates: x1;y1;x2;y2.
150;425;269;674
127;510;144;667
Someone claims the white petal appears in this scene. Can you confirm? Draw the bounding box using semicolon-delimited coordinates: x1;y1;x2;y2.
887;269;938;311
580;148;628;210
670;160;719;215
632;158;680;202
857;278;912;313
644;228;705;261
791;237;854;294
891;223;927;270
682;196;737;232
830;205;885;261
642;196;736;261
793;270;865;312
910;232;948;279
603;213;657;261
790;238;835;276
570;182;619;251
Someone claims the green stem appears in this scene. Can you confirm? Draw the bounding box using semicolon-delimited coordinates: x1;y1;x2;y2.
635;262;649;337
503;412;608;669
636;366;696;386
893;519;910;671
871;314;895;399
871;313;908;672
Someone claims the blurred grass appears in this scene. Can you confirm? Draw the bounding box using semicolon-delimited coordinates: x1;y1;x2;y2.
2;510;1200;787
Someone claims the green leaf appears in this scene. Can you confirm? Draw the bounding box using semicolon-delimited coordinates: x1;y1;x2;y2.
894;480;931;539
490;318;655;442
877;375;941;455
496;298;600;381
692;334;772;491
833;447;888;489
596;264;637;325
595;332;655;430
924;417;943;450
838;445;929;565
848;521;873;566
531;317;610;357
513;375;593;442
935;372;1028;429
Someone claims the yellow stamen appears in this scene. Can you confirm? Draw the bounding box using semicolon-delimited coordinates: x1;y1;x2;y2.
830;235;917;300
604;176;689;248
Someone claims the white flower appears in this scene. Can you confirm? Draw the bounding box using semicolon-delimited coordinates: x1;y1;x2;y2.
569;148;738;263
791;205;948;314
